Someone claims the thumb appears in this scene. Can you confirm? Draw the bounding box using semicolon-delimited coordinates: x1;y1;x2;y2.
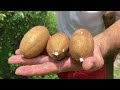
82;56;104;71
82;57;96;71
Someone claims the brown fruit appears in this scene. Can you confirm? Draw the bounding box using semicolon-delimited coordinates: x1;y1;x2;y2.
69;29;94;62
19;26;50;58
47;33;69;60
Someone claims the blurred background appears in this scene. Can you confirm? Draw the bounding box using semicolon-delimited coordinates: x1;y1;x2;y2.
114;52;120;79
0;11;58;79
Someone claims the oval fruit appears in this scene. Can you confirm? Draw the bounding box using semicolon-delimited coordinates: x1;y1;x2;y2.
69;29;94;62
19;26;50;58
47;33;69;60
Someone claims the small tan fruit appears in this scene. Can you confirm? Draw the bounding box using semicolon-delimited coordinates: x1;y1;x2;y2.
19;26;50;58
69;29;94;62
47;33;69;60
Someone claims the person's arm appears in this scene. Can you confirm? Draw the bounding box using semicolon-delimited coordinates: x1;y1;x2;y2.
8;20;120;76
94;19;120;57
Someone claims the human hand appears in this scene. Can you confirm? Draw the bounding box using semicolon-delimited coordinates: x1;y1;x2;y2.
8;42;104;76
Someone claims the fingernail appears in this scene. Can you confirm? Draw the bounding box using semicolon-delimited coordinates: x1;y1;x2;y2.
89;63;96;71
85;62;94;71
8;55;15;64
15;66;32;76
15;69;21;75
16;67;23;75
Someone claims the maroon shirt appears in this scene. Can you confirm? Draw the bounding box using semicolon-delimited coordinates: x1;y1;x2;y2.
58;50;117;79
58;65;106;79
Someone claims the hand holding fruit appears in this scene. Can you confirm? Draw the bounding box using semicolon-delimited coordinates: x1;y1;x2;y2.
8;26;104;76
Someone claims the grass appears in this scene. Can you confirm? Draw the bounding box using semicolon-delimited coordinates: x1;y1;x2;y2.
114;66;120;79
114;53;120;79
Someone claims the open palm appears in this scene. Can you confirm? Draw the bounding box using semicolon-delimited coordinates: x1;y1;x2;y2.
8;43;104;76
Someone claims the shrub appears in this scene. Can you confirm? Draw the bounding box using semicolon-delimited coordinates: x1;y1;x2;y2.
0;11;58;79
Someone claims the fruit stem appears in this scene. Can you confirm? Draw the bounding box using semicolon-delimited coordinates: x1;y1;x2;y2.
53;52;59;57
79;58;84;63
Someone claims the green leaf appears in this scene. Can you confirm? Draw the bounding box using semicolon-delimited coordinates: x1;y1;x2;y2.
0;14;6;20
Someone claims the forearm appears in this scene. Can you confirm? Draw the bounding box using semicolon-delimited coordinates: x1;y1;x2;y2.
94;20;120;57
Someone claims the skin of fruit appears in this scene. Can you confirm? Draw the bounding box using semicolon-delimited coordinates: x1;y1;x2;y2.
47;33;69;60
19;26;50;58
69;29;94;61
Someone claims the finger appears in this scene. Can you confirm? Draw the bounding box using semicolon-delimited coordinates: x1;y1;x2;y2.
8;55;54;65
15;49;21;55
92;44;104;71
15;57;82;76
82;44;104;71
15;62;59;76
82;57;96;71
82;56;104;71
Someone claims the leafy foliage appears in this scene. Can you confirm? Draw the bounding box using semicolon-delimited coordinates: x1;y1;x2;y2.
0;11;58;79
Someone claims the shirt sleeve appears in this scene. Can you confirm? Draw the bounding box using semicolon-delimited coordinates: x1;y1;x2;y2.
116;11;120;20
